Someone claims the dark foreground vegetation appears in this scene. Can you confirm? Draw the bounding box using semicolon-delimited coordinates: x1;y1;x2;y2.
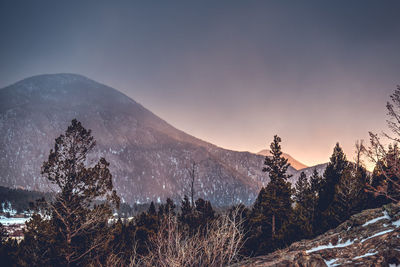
1;87;400;266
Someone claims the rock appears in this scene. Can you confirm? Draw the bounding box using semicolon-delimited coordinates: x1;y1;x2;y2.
235;203;400;266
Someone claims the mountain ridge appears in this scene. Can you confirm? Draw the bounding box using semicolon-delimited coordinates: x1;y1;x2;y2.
0;74;324;206
257;149;308;170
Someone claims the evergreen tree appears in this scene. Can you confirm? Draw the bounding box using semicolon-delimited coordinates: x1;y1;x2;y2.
135;202;159;255
291;172;317;240
262;135;292;182
194;198;215;227
294;172;309;204
332;165;369;223
246;135;293;255
21;119;120;266
261;135;293;239
107;219;137;265
309;168;322;194
317;143;348;232
0;223;17;266
180;195;192;218
158;198;176;218
246;188;269;254
148;201;157;216
308;168;322;232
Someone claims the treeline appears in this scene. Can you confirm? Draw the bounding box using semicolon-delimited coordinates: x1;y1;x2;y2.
240;137;380;256
0;120;244;266
0;113;397;266
0;186;52;214
0;185;141;218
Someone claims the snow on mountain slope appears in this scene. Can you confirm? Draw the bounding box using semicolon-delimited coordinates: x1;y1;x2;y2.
0;74;318;206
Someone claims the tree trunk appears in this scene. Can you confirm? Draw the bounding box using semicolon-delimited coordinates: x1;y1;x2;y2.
272;214;275;238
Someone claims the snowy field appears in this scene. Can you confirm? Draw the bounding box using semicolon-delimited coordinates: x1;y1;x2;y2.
0;216;30;225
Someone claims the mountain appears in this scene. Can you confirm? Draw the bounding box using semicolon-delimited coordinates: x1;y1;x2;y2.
1;74;314;206
257;149;308;170
236;203;400;266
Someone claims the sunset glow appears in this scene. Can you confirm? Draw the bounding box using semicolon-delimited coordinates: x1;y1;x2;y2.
0;1;399;168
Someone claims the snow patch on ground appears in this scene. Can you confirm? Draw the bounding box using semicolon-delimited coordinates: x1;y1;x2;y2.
392;219;400;227
1;203;17;216
306;239;354;253
353;251;378;259
0;217;30;225
360;229;394;243
362;211;390;227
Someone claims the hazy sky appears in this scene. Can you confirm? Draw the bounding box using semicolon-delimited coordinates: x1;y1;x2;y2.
1;1;400;166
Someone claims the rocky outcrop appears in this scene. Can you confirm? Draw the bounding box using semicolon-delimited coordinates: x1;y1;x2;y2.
236;203;400;266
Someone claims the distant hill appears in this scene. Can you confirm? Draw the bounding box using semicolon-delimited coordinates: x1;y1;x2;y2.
0;74;325;206
257;149;308;170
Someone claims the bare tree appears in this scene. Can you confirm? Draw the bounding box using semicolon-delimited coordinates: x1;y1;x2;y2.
354;140;365;171
186;160;197;208
89;242;142;267
364;86;400;203
141;206;245;267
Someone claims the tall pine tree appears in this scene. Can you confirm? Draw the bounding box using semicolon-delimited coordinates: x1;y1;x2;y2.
317;143;348;233
332;165;369;223
247;135;293;254
262;135;293;239
291;171;317;240
20;119;120;266
319;143;348;209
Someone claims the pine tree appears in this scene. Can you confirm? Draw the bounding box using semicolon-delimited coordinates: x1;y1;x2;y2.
246;136;293;255
0;222;16;266
291;171;317;240
180;195;192;218
294;172;309;204
23;119;120;266
332;165;368;223
262;135;292;182
308;168;322;232
148;201;157;216
262;135;293;239
195;198;215;226
107;219;137;265
317;143;348;232
246;187;269;254
158;198;176;218
309;168;322;194
135;202;159;255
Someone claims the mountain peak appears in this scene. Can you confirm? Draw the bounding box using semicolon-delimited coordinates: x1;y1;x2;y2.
0;74;269;206
0;74;319;206
16;73;92;84
257;149;308;170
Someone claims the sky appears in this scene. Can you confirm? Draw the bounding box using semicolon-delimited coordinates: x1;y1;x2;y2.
1;0;400;167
